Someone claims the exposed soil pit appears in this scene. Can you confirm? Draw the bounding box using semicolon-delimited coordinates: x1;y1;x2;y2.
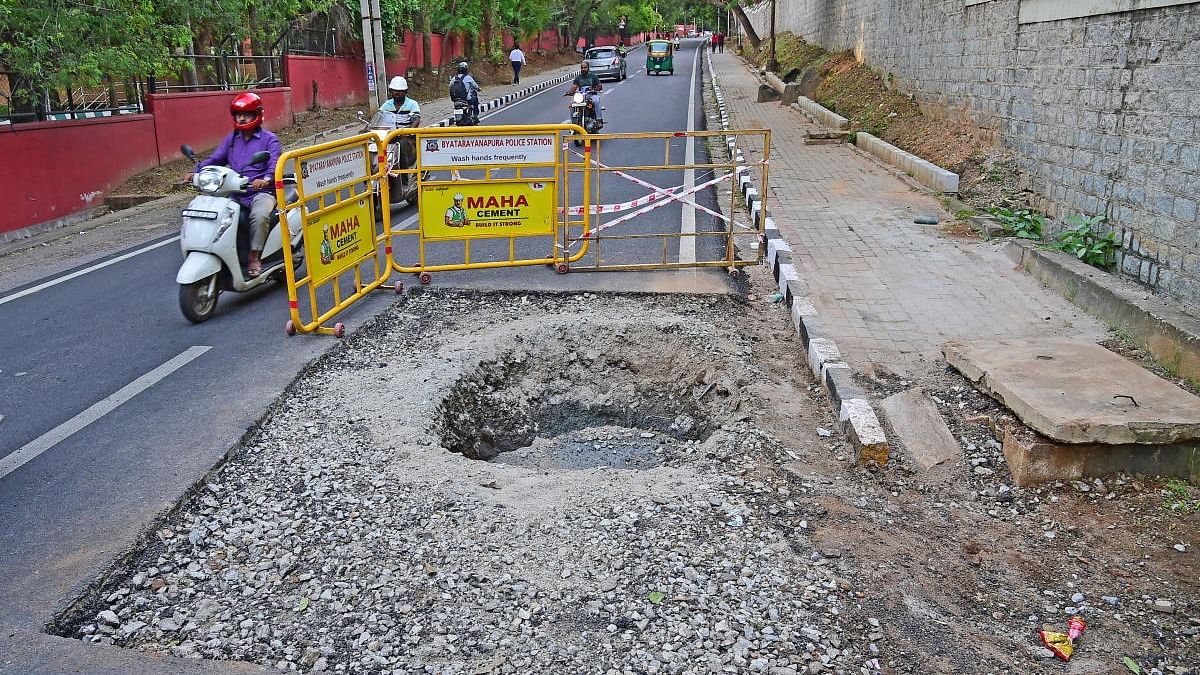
435;334;738;470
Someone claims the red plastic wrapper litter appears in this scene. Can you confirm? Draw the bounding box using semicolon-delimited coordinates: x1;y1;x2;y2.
1039;616;1087;661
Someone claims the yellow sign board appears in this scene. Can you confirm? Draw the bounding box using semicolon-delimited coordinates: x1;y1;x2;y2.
304;196;375;285
420;180;556;240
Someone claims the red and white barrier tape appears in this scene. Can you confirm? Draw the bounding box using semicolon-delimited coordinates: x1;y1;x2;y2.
569;171;734;244
558;186;681;215
566;148;752;232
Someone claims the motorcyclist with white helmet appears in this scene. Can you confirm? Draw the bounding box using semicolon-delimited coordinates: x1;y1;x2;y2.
380;76;421;127
379;76;422;176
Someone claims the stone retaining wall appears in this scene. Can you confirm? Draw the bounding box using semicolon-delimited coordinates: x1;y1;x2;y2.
741;0;1200;313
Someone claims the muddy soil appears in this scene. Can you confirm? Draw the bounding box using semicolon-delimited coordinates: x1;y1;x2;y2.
55;258;1200;674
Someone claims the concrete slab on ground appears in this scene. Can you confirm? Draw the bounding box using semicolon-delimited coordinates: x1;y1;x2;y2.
880;389;961;472
1001;426;1200;485
944;340;1200;444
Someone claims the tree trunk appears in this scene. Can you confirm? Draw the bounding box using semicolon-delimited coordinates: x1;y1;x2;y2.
729;3;760;50
482;0;500;58
421;12;433;73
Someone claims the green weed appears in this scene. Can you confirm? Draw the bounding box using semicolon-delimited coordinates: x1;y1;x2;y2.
1053;214;1118;268
1163;478;1200;514
988;207;1044;240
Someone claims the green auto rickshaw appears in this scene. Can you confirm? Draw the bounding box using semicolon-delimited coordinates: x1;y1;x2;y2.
646;40;673;75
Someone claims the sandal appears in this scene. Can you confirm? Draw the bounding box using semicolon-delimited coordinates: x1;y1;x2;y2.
246;261;262;278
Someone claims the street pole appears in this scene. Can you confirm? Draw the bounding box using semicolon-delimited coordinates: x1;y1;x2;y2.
369;0;386;108
767;0;778;72
359;0;379;112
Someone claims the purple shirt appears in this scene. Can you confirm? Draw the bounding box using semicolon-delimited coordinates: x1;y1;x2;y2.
196;128;282;207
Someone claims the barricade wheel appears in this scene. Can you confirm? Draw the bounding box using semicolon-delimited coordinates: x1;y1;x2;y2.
394;281;404;294
285;320;297;336
555;262;569;275
419;272;432;285
334;322;346;338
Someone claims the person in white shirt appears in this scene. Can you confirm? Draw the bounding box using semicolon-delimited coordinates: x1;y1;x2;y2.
509;46;526;84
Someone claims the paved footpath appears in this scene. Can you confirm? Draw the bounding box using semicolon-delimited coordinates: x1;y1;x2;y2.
708;49;1106;380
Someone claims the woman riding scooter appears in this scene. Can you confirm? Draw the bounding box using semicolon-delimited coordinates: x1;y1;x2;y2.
185;92;281;278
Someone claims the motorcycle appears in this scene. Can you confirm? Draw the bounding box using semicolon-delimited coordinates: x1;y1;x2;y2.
567;87;601;146
359;110;420;213
451;95;479;126
176;145;302;324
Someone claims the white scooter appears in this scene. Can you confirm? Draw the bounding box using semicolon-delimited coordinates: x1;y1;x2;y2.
176;144;303;323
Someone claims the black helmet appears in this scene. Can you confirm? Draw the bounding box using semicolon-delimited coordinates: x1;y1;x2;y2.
457;62;469;74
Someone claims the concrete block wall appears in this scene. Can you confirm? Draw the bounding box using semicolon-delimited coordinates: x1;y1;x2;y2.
741;0;1200;314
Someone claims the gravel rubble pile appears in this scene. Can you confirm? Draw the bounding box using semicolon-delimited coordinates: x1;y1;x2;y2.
68;290;879;674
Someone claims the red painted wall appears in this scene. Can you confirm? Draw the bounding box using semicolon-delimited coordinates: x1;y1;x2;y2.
0;115;159;233
3;24;619;235
146;87;293;164
285;56;368;111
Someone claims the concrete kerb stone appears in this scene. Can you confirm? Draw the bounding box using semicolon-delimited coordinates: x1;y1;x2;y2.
704;45;891;465
777;263;799;301
854;131;959;194
840;398;891;465
807;338;842;379
823;362;865;409
793;96;850;131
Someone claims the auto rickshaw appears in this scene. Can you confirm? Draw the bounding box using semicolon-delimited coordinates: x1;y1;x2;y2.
646;40;674;75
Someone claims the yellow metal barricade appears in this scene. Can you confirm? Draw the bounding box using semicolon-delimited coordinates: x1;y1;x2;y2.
385;124;591;283
274;124;770;335
276;133;394;336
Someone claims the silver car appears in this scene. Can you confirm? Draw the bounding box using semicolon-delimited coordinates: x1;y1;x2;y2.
583;46;627;81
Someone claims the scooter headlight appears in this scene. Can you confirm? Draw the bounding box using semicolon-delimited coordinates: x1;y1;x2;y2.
196;170;223;194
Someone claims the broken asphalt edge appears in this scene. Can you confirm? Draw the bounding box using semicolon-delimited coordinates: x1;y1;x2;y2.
705;47;890;465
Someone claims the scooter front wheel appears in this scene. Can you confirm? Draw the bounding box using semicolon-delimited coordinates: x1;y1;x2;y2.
180;274;219;324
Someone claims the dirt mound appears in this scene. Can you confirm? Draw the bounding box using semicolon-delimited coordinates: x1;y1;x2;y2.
747;33;1029;212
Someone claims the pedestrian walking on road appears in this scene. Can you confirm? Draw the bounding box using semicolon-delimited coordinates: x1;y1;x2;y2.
716;32;725;53
509;46;526;84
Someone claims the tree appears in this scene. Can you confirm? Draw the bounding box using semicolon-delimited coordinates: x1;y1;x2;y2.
0;0;192;118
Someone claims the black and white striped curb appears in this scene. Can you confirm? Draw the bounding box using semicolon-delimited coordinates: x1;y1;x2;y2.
432;72;577;127
702;47;890;465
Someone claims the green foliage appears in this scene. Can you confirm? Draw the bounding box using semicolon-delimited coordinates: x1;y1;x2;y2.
988;207;1044;241
1162;478;1200;514
0;0;190;94
1052;214;1117;268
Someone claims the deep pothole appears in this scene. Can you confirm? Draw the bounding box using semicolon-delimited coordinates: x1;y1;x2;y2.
435;347;720;470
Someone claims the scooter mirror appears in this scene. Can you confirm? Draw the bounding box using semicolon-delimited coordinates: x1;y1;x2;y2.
180;145;196;161
250;150;270;165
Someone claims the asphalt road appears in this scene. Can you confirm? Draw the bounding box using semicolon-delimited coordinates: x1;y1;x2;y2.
0;37;728;672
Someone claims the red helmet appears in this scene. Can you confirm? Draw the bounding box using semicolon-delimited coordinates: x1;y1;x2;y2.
230;92;264;132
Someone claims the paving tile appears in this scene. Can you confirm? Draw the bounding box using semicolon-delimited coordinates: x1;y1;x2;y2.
709;51;1106;378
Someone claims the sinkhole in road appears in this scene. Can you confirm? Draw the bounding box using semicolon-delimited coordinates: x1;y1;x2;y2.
435;340;720;471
